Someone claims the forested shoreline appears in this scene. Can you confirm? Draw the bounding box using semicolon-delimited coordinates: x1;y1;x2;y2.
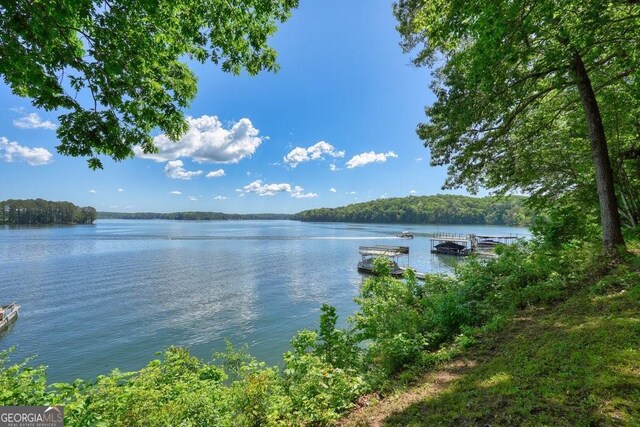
1;199;96;225
295;195;530;226
97;195;530;226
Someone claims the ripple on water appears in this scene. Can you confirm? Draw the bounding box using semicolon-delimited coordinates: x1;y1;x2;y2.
0;220;529;382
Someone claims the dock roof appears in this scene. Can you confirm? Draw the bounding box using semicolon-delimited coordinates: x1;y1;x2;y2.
359;245;409;256
430;237;471;243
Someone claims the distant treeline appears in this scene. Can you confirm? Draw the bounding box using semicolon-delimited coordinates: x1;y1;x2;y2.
1;199;97;225
98;211;293;221
294;195;531;226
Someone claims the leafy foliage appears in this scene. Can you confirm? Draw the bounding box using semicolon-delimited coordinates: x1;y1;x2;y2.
0;348;48;406
530;201;601;249
296;194;531;226
394;0;639;250
0;0;298;169
1;198;96;225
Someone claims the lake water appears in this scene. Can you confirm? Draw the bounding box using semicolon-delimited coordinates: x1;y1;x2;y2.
0;220;528;383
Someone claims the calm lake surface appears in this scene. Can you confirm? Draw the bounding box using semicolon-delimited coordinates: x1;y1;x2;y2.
0;220;528;383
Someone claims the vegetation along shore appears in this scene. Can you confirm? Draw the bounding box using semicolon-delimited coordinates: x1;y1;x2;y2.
96;195;530;226
1;199;96;225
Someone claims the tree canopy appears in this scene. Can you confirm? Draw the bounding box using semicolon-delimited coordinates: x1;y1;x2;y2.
295;195;531;226
394;0;639;251
1;198;96;224
0;0;298;169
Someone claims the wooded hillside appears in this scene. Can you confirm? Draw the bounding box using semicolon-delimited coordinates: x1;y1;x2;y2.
294;195;530;226
1;199;96;225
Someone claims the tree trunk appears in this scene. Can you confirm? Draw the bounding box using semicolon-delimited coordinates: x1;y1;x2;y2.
571;51;626;253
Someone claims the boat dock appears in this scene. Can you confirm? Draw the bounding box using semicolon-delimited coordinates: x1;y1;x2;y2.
358;245;409;277
357;245;428;280
0;303;20;330
359;245;410;257
357;232;523;279
430;232;521;256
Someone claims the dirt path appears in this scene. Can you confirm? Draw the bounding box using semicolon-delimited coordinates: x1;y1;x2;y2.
339;358;478;426
338;312;550;426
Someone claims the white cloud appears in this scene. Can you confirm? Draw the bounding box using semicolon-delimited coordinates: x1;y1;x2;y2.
117;188;124;192
329;188;337;193
164;160;203;180
415;157;423;161
346;191;357;195
188;196;198;201
89;189;97;194
346;151;398;169
410;190;417;194
283;141;344;168
214;195;227;200
170;191;182;195
206;169;225;178
243;180;291;196
291;186;318;199
242;180;317;198
283;147;307;168
0;137;53;166
13;113;57;130
308;141;343;160
138;115;263;164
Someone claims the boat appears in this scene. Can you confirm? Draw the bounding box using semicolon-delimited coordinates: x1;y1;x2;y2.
430;233;473;256
357;245;409;277
0;303;20;330
431;240;470;256
396;231;414;239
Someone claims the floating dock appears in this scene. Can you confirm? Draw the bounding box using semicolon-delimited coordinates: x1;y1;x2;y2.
357;245;428;280
358;245;409;257
358;245;409;277
0;303;20;331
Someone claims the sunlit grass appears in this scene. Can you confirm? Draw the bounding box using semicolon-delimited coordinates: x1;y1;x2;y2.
383;260;640;426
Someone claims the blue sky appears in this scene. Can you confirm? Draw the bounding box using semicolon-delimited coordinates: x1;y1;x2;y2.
0;1;468;214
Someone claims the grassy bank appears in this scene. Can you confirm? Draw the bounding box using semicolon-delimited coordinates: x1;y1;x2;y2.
343;254;640;425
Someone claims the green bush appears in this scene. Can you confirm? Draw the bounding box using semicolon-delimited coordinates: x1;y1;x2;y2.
530;202;601;249
60;347;226;426
0;348;50;406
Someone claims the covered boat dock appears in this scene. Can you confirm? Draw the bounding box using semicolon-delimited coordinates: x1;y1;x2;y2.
430;232;521;256
429;233;473;256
